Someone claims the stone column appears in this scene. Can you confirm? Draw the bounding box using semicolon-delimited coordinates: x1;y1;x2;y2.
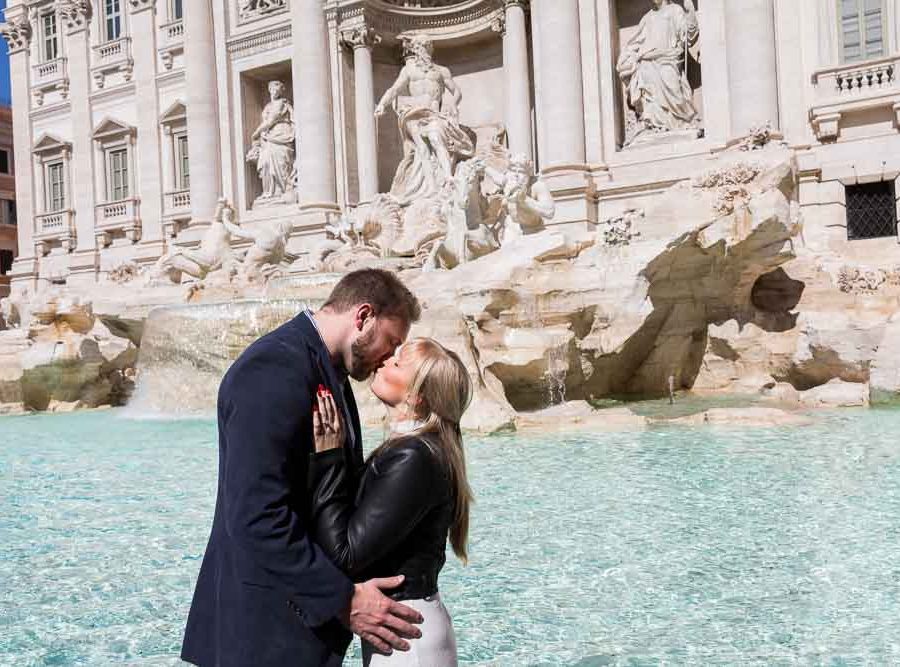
183;0;222;224
534;0;585;169
61;3;100;283
129;0;164;255
0;9;36;277
497;1;533;160
724;0;779;140
341;26;381;204
292;0;339;210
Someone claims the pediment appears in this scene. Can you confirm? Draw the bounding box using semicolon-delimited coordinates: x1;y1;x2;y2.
92;116;136;142
159;100;187;126
32;133;72;155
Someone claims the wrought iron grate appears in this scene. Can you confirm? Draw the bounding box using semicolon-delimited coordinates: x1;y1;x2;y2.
846;181;897;240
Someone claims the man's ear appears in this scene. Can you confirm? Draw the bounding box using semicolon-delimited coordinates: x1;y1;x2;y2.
355;303;375;331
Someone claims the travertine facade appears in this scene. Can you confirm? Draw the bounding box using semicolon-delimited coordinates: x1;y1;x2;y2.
1;0;899;292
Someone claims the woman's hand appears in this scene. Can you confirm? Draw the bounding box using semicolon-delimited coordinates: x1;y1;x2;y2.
313;385;345;453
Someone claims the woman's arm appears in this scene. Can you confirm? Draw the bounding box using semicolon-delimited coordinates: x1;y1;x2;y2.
309;438;439;578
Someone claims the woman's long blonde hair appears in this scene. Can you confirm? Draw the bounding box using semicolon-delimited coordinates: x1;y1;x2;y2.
370;338;474;563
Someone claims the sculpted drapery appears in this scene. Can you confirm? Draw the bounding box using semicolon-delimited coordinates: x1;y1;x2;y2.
616;0;699;140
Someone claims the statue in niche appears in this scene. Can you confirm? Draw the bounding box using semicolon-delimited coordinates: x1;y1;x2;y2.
485;154;556;245
375;34;475;205
616;0;699;145
246;80;296;207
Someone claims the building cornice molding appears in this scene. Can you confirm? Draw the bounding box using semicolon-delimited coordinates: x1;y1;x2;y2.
227;23;292;57
331;0;504;44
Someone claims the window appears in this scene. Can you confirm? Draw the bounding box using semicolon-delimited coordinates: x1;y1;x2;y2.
105;0;122;42
0;150;8;174
47;162;66;212
846;181;897;239
6;201;16;227
108;148;129;200
0;250;13;275
176;134;189;190
42;13;59;62
840;0;885;62
173;0;183;20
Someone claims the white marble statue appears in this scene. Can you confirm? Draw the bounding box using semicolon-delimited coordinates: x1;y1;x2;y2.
220;216;296;284
246;81;296;207
485;154;556;245
239;0;286;19
375;34;475;205
425;158;500;270
151;199;237;284
616;0;699;142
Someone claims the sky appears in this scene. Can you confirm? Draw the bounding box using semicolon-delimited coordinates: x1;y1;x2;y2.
0;0;10;106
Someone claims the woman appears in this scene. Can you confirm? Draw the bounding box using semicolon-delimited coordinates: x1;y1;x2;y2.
310;338;473;666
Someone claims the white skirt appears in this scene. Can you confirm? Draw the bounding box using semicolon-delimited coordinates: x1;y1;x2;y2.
362;594;458;667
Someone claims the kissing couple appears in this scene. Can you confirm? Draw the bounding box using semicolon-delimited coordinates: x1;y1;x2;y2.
181;268;473;666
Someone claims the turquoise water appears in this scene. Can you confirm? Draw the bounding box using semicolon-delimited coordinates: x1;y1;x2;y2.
3;409;900;666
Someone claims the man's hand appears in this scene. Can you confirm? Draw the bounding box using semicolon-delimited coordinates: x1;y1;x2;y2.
341;576;424;654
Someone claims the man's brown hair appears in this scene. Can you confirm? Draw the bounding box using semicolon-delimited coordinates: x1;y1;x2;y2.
322;268;421;324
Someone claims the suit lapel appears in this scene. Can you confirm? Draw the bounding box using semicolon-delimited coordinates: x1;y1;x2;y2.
297;312;360;459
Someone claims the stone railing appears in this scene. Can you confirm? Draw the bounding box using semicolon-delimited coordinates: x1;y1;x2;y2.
809;55;900;141
36;210;74;234
31;57;70;105
158;20;184;70
165;189;191;211
94;197;141;245
96;197;138;222
32;57;68;85
34;210;76;253
91;37;134;87
94;36;132;64
812;55;898;101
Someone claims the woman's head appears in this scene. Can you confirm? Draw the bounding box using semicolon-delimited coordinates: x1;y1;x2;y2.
371;337;471;424
370;337;474;562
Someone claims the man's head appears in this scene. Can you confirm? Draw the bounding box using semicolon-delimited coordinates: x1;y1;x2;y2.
268;80;285;100
320;268;421;381
402;34;435;65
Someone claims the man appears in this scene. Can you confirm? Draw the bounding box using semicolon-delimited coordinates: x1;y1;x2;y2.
375;34;475;204
182;269;424;666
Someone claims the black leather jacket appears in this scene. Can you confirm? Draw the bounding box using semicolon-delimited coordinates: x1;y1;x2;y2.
308;435;453;601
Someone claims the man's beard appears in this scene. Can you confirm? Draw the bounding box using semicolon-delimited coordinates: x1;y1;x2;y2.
349;327;377;381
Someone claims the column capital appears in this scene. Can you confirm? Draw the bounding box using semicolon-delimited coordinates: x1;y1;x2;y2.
491;14;505;35
128;0;157;14
504;0;529;8
57;0;93;34
0;14;33;54
340;25;381;51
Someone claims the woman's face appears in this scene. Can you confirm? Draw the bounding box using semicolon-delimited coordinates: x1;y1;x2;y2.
371;347;419;409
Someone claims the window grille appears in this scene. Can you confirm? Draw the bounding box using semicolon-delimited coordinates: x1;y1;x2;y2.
846;181;897;240
105;0;122;42
108;148;129;201
47;162;66;212
43;13;58;62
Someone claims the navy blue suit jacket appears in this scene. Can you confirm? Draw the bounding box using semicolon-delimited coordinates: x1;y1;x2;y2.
182;313;363;666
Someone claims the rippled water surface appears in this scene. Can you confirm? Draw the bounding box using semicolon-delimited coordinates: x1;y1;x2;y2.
3;408;900;666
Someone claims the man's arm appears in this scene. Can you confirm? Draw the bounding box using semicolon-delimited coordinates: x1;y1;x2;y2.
375;67;410;116
219;344;354;627
440;66;462;117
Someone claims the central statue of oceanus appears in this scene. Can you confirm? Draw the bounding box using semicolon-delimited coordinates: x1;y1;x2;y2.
375;34;475;205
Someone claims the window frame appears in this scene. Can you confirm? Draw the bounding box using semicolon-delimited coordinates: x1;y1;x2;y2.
0;149;9;175
41;11;59;62
171;0;183;21
0;249;14;276
838;0;888;63
103;142;131;202
46;160;67;213
175;132;190;191
104;0;123;43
